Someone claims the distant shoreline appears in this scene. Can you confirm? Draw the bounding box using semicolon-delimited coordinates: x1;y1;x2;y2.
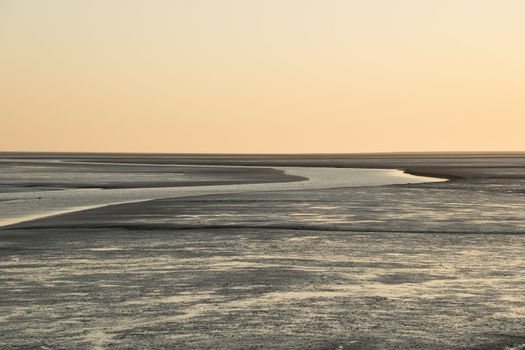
4;152;523;180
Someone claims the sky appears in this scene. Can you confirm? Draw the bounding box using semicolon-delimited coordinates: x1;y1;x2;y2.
1;0;525;153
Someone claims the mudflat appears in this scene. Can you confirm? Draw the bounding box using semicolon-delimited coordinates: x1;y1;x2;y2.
1;153;524;349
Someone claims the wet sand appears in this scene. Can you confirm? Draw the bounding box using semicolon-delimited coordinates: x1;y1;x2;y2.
1;153;524;349
1;228;524;349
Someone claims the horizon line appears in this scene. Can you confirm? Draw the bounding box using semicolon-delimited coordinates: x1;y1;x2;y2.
1;151;525;156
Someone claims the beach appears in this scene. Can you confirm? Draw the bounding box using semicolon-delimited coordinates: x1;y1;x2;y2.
1;153;524;349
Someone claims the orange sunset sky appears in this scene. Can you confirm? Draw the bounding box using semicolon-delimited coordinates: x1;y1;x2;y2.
1;0;524;153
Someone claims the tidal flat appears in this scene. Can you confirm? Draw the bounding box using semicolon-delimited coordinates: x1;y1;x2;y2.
0;153;524;349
